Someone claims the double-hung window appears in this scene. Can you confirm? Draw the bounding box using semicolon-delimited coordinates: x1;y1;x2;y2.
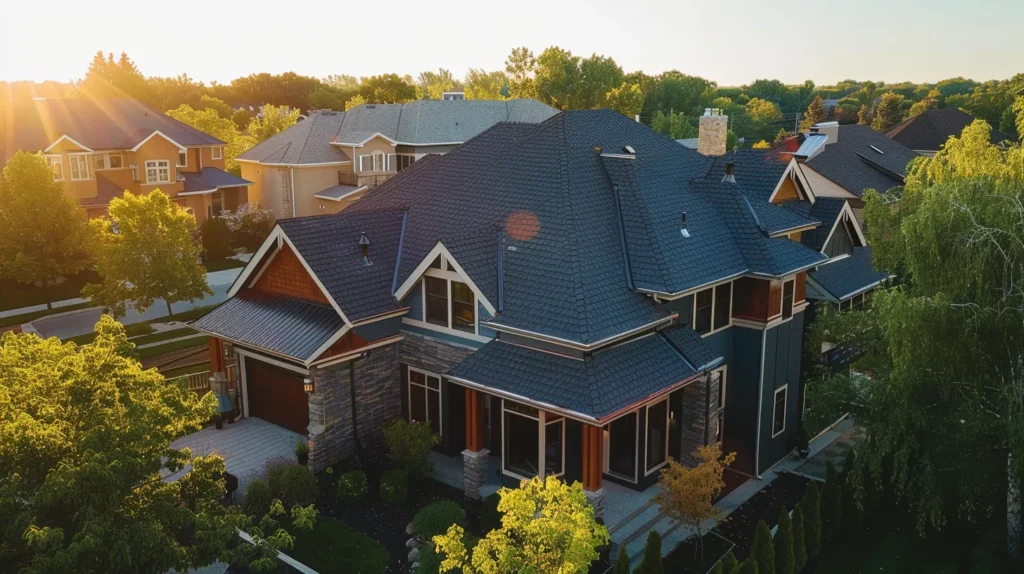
772;386;788;437
145;160;170;184
93;154;106;171
45;155;64;181
69;154;90;180
211;146;222;160
408;368;441;436
421;255;477;334
360;151;386;172
694;281;732;335
781;279;795;320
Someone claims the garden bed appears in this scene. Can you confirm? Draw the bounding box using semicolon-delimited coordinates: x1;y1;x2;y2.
285;515;390;574
712;472;810;559
663;530;735;574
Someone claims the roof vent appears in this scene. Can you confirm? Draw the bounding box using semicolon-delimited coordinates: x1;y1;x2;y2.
722;162;736;183
624;145;636;154
869;145;885;155
680;212;691;238
359;232;372;265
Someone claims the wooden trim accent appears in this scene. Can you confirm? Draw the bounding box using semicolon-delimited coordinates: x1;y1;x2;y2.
465;388;484;452
768;280;783;318
795;272;807;304
581;424;604;491
209;337;225;372
250;243;330;305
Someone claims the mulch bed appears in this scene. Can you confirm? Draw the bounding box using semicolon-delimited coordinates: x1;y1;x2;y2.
713;471;811;559
663;530;736;574
317;449;481;574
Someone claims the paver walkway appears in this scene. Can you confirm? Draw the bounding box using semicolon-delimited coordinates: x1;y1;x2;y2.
792;421;864;481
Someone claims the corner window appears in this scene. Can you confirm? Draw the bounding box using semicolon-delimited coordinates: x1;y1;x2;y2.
782;279;795;320
645;399;669;474
211;146;222;160
544;416;564;476
694;281;732;336
69;154;90;181
145;160;170;184
713;283;732;331
694;288;713;335
177;150;187;168
45;155;64;181
408;368;441;436
772;386;787;438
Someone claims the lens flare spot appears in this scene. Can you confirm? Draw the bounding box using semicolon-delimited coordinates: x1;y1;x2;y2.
506;210;540;242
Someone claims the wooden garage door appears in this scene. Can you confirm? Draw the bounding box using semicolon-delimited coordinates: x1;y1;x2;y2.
245;357;310;435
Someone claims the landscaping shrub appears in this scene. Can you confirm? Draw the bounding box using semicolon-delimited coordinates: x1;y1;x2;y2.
413;500;466;540
384;419;440;477
415;532;479;574
480;492;503;532
736;558;758;574
336;470;368;502
840;451;861;533
751;520;775;574
200;216;233;261
222;203;273;251
774;508;795;574
614;548;631;574
267;463;319;507
380;468;408;503
792;507;807;572
822;462;842;541
243;478;272;517
713;551;738;574
799;482;821;559
295;440;309;465
634;530;664;574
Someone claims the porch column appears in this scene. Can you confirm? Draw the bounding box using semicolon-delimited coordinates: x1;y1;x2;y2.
582;423;606;519
208;337;225;374
462;388;489;500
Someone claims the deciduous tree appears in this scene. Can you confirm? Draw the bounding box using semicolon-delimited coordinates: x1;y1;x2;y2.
464;69;508;100
433;476;609;573
0;152;91;308
605;82;645;119
822;462;843;541
166;104;254;174
505;47;538;99
359;73;416;103
650;110;697;140
871;92;908;131
84;191;212;319
655;444;736;557
247;104;301;144
417;68;461;100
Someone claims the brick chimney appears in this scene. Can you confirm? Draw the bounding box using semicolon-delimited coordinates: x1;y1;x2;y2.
698;108;728;156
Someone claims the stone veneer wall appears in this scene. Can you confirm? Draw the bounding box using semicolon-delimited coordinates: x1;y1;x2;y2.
677;373;722;467
307;343;400;470
697;114;728;156
398;330;477;374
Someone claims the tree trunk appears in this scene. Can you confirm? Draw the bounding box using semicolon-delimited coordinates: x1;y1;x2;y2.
165;299;173;320
1009;453;1021;564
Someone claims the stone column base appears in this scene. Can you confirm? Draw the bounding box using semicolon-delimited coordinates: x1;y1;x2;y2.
462;449;490;500
585;488;606;520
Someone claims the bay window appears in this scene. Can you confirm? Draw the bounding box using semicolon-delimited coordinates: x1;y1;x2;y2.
408;367;441;436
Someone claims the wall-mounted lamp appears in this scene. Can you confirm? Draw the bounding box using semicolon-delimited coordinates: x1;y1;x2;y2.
303;377;315;394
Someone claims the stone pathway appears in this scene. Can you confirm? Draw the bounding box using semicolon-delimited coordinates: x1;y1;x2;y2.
791;422;865;481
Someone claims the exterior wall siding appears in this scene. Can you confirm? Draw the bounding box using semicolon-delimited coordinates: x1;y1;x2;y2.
757;312;806;474
251;243;330;304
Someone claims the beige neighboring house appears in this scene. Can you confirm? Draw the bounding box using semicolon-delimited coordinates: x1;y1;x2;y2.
237;99;558;220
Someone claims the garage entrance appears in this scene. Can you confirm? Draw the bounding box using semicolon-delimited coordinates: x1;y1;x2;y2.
244;357;310;435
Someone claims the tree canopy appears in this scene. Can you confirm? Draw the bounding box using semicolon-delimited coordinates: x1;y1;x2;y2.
165;104;254;174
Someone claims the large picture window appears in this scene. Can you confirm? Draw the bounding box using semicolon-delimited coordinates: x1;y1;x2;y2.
694;281;732;336
645;399;669;474
145;160;170;184
504;403;540;478
781;279;795;320
408;368;441;436
772;386;787;438
607;412;637;481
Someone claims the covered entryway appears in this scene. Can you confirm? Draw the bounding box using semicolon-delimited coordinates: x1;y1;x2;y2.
244;357;310;435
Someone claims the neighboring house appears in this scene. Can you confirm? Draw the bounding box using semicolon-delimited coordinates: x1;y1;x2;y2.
886;107;1012;156
442;91;466;100
193;109;832;523
0;98;249;222
237;99;558;220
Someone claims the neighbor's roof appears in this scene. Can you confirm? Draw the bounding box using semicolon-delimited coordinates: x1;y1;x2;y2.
238;99;558;165
193;293;343;361
804;125;919;196
0;98;223;163
181;168;251;194
313;184;365;201
886;108;1012;151
448;329;712;420
807;247;889;301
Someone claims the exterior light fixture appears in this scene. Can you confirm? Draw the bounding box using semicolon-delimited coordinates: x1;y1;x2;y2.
303;377;315;394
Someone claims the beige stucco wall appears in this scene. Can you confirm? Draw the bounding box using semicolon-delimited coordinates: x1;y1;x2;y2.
293;165;353;218
240;162;291;220
132;136;184;197
799;164;856;199
353;136;396;175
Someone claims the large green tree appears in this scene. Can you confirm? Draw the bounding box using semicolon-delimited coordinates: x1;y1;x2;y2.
871;92;908;131
246;104;301;144
605;82;645;119
464;69;508;100
77;52;156;105
84;191;212;319
801;95;827;130
0;152;91;308
358;73;417;103
416;68;461;100
505;47;538;99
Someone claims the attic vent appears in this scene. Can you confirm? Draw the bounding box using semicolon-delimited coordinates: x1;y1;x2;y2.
680;212;691;238
722;162;736;184
359;232;372;266
624;145;636;154
869;145;885;155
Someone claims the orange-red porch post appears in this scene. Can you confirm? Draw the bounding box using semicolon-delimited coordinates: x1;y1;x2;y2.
462;387;489;500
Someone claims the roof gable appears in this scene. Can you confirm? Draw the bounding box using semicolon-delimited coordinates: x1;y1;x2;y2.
805;125;919;196
886;108;1012;151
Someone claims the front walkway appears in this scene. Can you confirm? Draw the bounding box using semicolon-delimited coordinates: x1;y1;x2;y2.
164;417;305;492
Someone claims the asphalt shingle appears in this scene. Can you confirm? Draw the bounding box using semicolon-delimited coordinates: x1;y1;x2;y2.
886;108;1012;152
805;125;919;196
808;246;889;301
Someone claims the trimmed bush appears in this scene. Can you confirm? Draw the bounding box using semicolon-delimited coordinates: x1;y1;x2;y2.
480;492;503;533
822;461;842;541
718;552;739;574
380;468;408;503
737;558;759;574
615;548;631;573
774;508;795;574
792;507;807;572
634;530;664;574
799;481;821;560
384;419;440;477
201;216;233;261
751;520;775;574
243;478;272;516
336;470;368;502
413;500;466;540
267;463;319;507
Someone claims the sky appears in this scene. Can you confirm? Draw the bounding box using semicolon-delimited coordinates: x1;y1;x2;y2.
2;0;1022;87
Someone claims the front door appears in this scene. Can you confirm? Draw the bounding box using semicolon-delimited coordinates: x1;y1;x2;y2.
245;357;309;435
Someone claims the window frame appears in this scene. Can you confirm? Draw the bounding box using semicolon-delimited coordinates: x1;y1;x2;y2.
407;366;442;437
144;160;171;184
68;153;91;181
45;154;64;181
177;149;188;168
501;401;566;481
771;385;788;438
781;279;795;320
419;255;478;336
644;398;670;475
93;153;107;171
211;146;222;160
604;411;639;483
693;281;733;337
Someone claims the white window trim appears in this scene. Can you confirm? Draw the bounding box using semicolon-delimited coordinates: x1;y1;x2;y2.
93;153;107;171
544;414;566;478
177;149;188;168
407;366;442;437
402;253;493;343
643;398;670;476
502;402;567;481
780;278;795;321
693;281;734;338
68;153;91;181
772;385;788;438
45;154;64;181
211;146;223;160
144;160;171;185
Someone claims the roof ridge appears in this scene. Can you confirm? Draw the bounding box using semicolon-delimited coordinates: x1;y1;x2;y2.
554;116;591;344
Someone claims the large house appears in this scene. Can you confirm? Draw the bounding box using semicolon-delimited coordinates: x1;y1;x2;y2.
886;107;1012;156
236;99;557;219
0;98;250;222
193;109;834;529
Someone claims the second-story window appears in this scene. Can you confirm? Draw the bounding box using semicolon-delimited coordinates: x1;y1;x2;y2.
694;281;732;336
177;150;187;168
45;155;63;181
359;151;387;172
211;146;222;160
781;279;795;320
421;255;477;335
69;154;90;180
108;153;123;168
145;160;170;184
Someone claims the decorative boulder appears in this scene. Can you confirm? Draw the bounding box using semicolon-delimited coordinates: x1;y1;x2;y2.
408;547;421;563
406;537;419;549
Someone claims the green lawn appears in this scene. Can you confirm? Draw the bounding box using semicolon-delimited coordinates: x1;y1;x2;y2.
0;270;100;311
286;516;389;574
203;258;247;272
130;327;198;346
0;302;94;329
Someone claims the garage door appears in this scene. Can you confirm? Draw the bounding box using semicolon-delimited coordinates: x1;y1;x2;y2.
245;357;310;435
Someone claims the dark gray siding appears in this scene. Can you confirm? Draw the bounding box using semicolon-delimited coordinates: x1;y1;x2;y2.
757;312;805;474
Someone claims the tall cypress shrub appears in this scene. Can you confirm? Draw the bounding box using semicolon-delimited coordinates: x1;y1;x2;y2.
634;530;664;574
737;558;759;574
841;450;861;533
614;548;631;574
800;482;822;559
792;507;807;571
750;520;775;574
774;507;795;574
822;462;843;541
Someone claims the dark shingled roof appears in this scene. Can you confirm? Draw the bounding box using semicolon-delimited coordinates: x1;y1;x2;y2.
705;149;789;201
805;125;919;197
313;184;364;201
181;168;251;194
448;332;700;420
886;108;1012;152
808;247;889;301
193;294;343;361
783;197;848;252
660;326;723;371
745;195;819;235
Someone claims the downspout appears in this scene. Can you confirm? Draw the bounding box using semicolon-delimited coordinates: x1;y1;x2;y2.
289;166;297;218
703;371;712;446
